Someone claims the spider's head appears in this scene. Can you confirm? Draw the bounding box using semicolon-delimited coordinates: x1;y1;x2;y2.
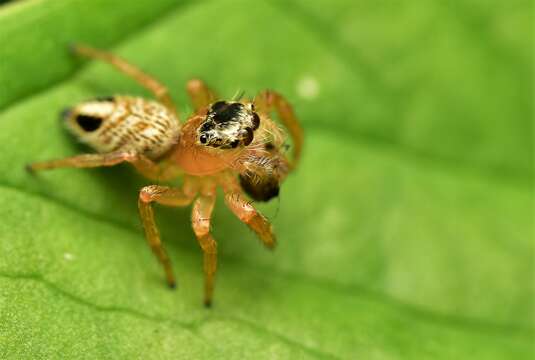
197;101;260;149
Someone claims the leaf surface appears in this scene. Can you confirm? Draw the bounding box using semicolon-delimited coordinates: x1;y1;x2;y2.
0;0;532;358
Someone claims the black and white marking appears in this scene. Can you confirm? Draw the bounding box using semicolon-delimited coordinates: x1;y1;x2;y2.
198;101;260;149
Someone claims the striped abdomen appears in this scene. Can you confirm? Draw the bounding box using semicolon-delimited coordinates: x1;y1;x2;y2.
63;96;180;159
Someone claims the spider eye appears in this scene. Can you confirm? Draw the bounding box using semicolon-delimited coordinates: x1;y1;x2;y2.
243;127;254;146
200;122;213;132
199;134;208;144
75;114;103;132
252;113;260;130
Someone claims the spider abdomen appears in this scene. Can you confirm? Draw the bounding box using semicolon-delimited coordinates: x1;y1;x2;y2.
64;96;180;159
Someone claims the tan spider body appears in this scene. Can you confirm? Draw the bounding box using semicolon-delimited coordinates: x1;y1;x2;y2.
28;44;304;307
65;96;181;159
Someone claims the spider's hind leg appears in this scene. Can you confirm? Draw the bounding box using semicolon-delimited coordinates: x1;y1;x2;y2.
72;44;177;114
27;151;177;182
26;150;138;172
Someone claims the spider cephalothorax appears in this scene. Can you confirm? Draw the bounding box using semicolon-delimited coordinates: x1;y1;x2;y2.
27;44;303;307
197;101;260;149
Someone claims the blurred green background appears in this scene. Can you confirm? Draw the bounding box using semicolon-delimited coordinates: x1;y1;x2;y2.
0;0;532;359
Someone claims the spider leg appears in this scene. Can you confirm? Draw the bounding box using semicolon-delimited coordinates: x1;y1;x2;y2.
186;79;217;114
191;192;218;307
26;151;180;181
138;184;196;288
72;44;177;115
254;90;304;169
224;191;276;249
130;154;182;181
26;150;138;172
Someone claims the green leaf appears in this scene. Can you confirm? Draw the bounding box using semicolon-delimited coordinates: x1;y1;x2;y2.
0;0;532;358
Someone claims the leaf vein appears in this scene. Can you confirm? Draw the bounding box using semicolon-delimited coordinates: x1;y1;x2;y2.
0;180;532;338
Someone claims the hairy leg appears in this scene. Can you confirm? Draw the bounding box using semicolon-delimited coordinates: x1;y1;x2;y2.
138;184;196;288
26;151;138;172
191;193;217;307
186;79;217;114
254;90;304;169
130;154;182;181
73;44;177;114
224;191;276;249
27;151;182;183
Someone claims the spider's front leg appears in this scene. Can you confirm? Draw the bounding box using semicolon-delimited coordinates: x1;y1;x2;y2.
224;192;276;249
191;191;218;307
138;184;196;288
222;177;276;249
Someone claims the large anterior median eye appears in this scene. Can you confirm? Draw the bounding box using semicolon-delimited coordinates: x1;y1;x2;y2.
75;114;103;132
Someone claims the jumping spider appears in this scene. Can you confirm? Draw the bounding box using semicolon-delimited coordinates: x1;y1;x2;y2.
27;44;304;307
